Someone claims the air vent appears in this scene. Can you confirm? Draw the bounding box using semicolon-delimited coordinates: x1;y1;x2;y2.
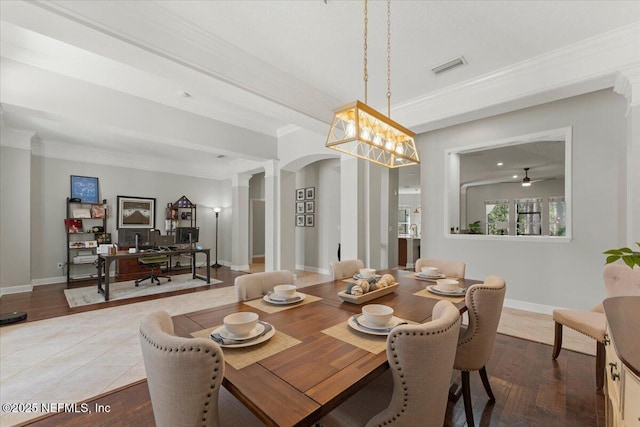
431;56;466;74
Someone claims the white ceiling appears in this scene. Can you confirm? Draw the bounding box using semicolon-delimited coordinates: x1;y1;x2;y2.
1;0;639;185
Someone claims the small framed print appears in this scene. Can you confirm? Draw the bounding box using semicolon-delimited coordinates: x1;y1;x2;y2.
70;175;99;203
305;201;315;213
305;214;314;227
296;202;305;214
305;187;315;200
296;189;305;201
296;215;305;227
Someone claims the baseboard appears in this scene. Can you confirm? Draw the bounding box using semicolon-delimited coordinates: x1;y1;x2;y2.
503;298;556;315
231;264;250;271
294;265;330;275
32;276;67;286
0;283;34;296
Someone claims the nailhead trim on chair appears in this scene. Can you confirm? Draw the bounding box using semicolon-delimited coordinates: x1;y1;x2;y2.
376;320;460;425
139;328;223;427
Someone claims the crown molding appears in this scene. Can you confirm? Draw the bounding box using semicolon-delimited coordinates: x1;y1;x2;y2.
394;23;640;132
614;63;640;114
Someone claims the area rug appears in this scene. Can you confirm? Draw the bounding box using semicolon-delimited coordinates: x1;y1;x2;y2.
64;274;223;308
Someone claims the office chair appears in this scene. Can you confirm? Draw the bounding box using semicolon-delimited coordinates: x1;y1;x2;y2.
135;255;171;286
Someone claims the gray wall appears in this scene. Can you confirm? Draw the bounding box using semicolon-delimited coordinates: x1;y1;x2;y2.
249;173;266;258
419;89;627;311
26;155;231;284
295;159;340;273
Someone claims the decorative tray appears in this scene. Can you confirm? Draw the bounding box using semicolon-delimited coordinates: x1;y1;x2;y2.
338;283;399;304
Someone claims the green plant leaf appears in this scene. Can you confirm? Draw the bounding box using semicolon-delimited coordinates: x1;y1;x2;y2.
622;256;636;268
605;255;621;264
604;249;623;255
619;247;633;254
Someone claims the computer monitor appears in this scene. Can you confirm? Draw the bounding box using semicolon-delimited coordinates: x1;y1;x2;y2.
117;228;150;247
176;227;199;244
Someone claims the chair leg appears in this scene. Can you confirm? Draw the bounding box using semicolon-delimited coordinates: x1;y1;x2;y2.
461;371;475;427
596;341;605;390
552;322;563;360
479;366;496;402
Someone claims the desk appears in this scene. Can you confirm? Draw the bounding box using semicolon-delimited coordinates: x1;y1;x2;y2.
174;270;480;426
96;248;210;301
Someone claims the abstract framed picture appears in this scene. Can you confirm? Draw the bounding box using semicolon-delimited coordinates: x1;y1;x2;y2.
296;202;305;214
117;196;156;229
305;201;315;213
305;214;314;227
296;189;305;201
70;175;99;203
305;187;315;200
296;215;305;227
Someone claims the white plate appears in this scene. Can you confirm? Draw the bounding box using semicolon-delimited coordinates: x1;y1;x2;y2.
415;273;446;279
357;315;404;331
212;323;276;348
347;315;400;336
217;323;265;340
263;292;305;305
426;285;466;296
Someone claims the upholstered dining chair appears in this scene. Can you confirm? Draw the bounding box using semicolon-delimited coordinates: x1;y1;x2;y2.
552;264;640;389
234;270;294;301
329;259;365;280
415;258;466;279
320;300;462;427
453;275;506;427
139;310;263;427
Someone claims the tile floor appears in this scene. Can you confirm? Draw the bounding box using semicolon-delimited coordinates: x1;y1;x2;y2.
0;270;593;426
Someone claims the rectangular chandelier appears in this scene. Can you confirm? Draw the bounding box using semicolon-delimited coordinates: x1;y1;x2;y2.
326;100;419;168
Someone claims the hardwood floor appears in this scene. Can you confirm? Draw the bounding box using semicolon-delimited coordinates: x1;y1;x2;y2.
3;268;604;426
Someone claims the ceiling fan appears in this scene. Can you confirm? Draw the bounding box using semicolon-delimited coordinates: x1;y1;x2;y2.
521;167;555;187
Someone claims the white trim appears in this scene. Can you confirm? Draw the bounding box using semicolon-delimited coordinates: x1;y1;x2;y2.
295;265;330;275
231;264;250;271
504;298;556;315
0;284;33;296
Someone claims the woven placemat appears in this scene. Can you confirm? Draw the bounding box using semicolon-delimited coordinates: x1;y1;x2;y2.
321;321;388;354
191;326;301;370
243;293;322;314
414;287;465;303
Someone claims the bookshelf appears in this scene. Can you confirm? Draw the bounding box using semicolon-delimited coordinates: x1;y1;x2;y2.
65;197;108;284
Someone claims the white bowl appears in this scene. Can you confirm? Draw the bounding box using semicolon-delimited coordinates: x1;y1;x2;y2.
362;304;394;326
359;268;376;278
436;279;459;292
273;284;296;298
223;312;259;337
421;266;440;276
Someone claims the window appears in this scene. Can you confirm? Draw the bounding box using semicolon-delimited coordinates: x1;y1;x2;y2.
398;206;410;235
516;198;542;236
485;200;509;235
549;197;566;236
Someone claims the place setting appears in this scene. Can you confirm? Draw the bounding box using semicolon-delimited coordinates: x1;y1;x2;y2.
347;304;408;336
351;268;382;281
263;284;305;305
209;312;276;348
413;266;447;281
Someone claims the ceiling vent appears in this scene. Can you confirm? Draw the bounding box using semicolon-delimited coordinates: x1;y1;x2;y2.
431;56;466;74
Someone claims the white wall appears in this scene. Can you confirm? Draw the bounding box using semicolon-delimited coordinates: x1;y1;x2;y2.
28;156;231;284
419;89;627;311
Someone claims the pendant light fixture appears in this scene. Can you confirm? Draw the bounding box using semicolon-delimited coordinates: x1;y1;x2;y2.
326;0;419;168
522;168;532;187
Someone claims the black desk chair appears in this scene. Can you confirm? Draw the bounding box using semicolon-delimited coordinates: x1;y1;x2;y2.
135;255;171;286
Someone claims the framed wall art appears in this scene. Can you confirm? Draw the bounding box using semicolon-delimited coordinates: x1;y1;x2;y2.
296;189;305;201
296;202;305;214
305;187;315;200
70;175;99;203
117;196;156;229
296;215;305;227
305;214;314;227
305;201;315;213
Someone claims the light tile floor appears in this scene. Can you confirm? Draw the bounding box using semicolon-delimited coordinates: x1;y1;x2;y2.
0;270;593;426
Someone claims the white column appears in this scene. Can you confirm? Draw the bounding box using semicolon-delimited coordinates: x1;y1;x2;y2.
263;160;279;272
614;66;640;245
339;155;363;262
0;129;33;293
279;169;296;272
231;173;251;271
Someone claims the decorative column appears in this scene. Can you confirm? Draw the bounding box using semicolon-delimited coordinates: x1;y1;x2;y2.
263;160;279;272
230;173;251;271
614;65;640;244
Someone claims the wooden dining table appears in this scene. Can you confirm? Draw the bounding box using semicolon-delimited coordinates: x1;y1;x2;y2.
172;270;482;427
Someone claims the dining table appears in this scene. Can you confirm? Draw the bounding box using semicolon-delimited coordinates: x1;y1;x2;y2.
172;270;482;427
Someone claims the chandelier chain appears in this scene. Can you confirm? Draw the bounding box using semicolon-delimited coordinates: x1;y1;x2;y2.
363;0;368;104
386;0;391;117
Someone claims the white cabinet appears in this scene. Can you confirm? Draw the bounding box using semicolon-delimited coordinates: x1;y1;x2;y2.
623;370;640;427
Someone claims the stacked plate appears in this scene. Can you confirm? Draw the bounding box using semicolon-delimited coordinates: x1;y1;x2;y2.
211;320;275;348
347;314;406;336
263;292;305;305
415;272;446;280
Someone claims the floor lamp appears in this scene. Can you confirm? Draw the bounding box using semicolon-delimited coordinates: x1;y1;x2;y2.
212;207;222;268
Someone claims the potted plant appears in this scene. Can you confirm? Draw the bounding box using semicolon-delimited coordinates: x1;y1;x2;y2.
604;242;640;268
